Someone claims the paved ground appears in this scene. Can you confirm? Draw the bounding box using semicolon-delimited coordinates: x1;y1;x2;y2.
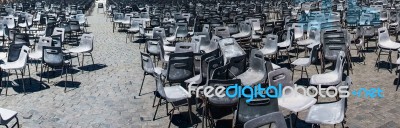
0;2;399;128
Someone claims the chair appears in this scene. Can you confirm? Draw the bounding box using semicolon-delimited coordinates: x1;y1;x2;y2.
174;42;196;53
0;108;20;128
185;49;220;87
52;27;65;44
244;112;287;128
305;76;351;127
1;45;30;95
29;36;52;70
139;52;162;96
233;91;279;127
226;54;246;79
310;51;345;88
63;34;94;67
291;45;320;81
236;49;267;86
277;27;293;63
259;34;278;63
203;79;241;128
161;52;195;85
175;22;188;39
214;27;230;38
3;16;16;29
126;19;141;43
153;75;192;128
231;21;252;42
40;46;73;92
376;27;400;72
268;68;317;128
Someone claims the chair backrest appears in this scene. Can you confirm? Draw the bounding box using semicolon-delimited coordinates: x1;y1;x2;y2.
13;33;29;46
52;27;65;43
140;52;156;74
51;34;62;48
42;46;63;66
146;38;161;56
205;56;224;83
378;27;390;44
176;22;188;37
268;68;293;88
334;51;346;77
244;112;287;128
248;18;261;31
249;49;266;74
262;34;278;51
152;27;166;40
166;53;195;83
80;34;94;52
214;27;230;38
236;91;279;126
227;54;246;79
175;43;196;53
35;36;52;53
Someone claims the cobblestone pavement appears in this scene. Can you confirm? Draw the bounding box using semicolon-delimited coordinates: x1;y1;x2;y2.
0;3;399;128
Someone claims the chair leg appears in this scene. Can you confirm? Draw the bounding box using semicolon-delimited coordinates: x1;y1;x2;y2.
315;65;319;74
376;48;382;72
20;70;25;94
153;98;162;120
27;64;31;85
89;53;95;65
139;73;146;96
65;66;68;93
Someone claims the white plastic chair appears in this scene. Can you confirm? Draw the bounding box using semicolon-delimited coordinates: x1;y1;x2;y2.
1;45;30;95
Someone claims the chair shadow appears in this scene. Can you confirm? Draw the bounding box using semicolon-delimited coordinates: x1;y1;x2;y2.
36;67;80;79
376;61;397;70
1;78;50;94
78;63;107;72
295;78;310;86
54;81;81;92
351;56;365;63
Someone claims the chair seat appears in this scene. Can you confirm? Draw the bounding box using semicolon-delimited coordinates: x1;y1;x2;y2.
18;23;27;28
65;46;91;53
236;69;265;85
231;32;250;39
0;61;25;70
164;86;191;102
260;48;277;56
305;99;345;125
291;58;311;66
166;36;176;42
379;41;400;50
163;45;175;52
208;96;238;106
278;91;317;112
310;71;341;86
252;34;261;40
307;42;320;49
278;40;290;48
272;63;281;70
0;108;17;124
184;74;201;84
297;39;314;46
127;28;139;32
154;67;163;75
29;51;42;59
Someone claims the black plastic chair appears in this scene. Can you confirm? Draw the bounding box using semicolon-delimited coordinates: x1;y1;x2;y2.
203;79;242;128
244;112;288;128
40;46;73;92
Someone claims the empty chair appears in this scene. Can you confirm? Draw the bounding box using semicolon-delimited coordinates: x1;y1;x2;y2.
214;27;230;38
139;52;163;96
268;68;317;127
126;19;141;43
231;21;252;42
174;43;196;53
0;108;20;128
203;79;241;128
3;16;16;29
64;34;95;67
277;27;293;63
291;45;320;81
29;36;52;67
1;45;30;95
259;34;278;62
175;22;188;38
52;27;65;44
376;27;400;72
152;76;192;128
310;51;345;87
40;46;73;92
244;112;287;128
236;49;267;86
305;76;351;127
